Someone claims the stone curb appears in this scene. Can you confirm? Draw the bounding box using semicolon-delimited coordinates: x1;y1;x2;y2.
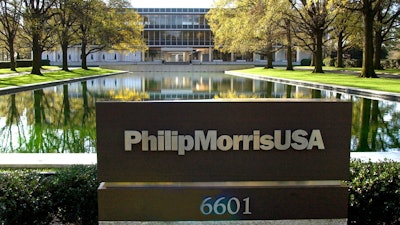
225;71;400;102
0;71;127;96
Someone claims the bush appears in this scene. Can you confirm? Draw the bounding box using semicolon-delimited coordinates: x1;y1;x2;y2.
0;166;98;225
300;58;311;66
344;59;362;68
348;159;400;224
0;60;51;69
382;59;400;69
1;162;400;224
0;170;56;225
323;57;336;67
52;166;98;225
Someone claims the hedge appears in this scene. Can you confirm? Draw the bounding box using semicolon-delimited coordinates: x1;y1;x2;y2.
0;166;98;225
0;60;50;69
0;160;399;224
347;160;400;224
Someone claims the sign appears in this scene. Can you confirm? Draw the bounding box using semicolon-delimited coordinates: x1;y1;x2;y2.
96;100;352;222
98;182;348;221
96;100;351;182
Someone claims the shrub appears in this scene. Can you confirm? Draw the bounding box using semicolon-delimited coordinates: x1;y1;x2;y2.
1;162;400;224
0;170;56;225
323;57;336;67
0;166;98;225
52;166;98;225
382;59;400;69
348;159;400;224
300;58;311;66
0;60;50;69
344;59;362;67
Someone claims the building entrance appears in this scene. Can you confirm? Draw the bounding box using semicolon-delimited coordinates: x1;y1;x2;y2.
162;48;192;63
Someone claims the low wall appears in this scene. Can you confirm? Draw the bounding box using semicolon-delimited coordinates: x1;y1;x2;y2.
101;64;254;72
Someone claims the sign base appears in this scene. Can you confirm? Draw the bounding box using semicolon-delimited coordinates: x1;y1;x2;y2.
98;182;348;221
99;219;347;225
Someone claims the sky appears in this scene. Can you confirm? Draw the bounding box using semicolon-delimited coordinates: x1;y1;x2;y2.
130;0;215;8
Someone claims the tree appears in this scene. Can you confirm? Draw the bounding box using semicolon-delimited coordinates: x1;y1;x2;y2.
74;0;104;69
276;0;297;70
342;0;381;77
54;0;80;71
21;0;57;75
207;0;286;68
0;0;22;71
207;0;253;58
373;0;400;69
289;0;336;73
75;0;145;69
104;0;146;52
330;8;362;67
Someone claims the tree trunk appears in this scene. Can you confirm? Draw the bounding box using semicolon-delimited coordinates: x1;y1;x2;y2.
360;4;378;78
34;89;44;123
31;34;43;75
337;31;344;68
313;30;324;73
81;81;90;123
265;41;273;69
373;29;384;70
9;40;16;71
63;84;70;125
61;40;69;71
81;41;88;70
285;19;293;71
357;98;371;151
370;100;379;150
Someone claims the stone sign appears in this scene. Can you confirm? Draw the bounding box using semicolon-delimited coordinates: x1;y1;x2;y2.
96;100;352;222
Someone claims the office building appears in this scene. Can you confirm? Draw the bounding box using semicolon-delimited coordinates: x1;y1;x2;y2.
42;8;310;65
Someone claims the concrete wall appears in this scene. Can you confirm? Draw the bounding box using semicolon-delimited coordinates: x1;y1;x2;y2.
101;64;254;72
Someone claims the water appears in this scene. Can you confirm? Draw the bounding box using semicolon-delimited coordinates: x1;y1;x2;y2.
0;72;399;153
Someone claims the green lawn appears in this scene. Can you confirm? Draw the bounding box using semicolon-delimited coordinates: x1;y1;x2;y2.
0;67;121;89
236;67;400;94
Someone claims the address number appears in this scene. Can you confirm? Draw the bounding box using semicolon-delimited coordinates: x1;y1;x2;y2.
200;197;252;215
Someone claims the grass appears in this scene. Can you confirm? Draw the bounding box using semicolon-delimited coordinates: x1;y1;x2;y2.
236;67;400;94
0;67;121;89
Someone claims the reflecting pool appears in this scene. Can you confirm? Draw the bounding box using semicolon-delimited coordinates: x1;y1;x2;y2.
0;72;399;153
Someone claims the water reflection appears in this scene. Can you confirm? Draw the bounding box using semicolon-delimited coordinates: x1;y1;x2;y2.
0;72;398;153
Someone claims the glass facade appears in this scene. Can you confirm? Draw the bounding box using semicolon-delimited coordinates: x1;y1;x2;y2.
135;8;213;62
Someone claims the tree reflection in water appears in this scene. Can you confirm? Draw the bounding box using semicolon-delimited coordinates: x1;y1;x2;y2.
0;82;97;153
352;98;400;152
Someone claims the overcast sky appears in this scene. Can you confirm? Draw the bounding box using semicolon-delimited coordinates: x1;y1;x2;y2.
130;0;215;8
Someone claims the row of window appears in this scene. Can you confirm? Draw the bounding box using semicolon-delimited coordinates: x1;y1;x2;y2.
145;25;210;29
136;8;209;13
142;15;208;27
144;30;212;46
